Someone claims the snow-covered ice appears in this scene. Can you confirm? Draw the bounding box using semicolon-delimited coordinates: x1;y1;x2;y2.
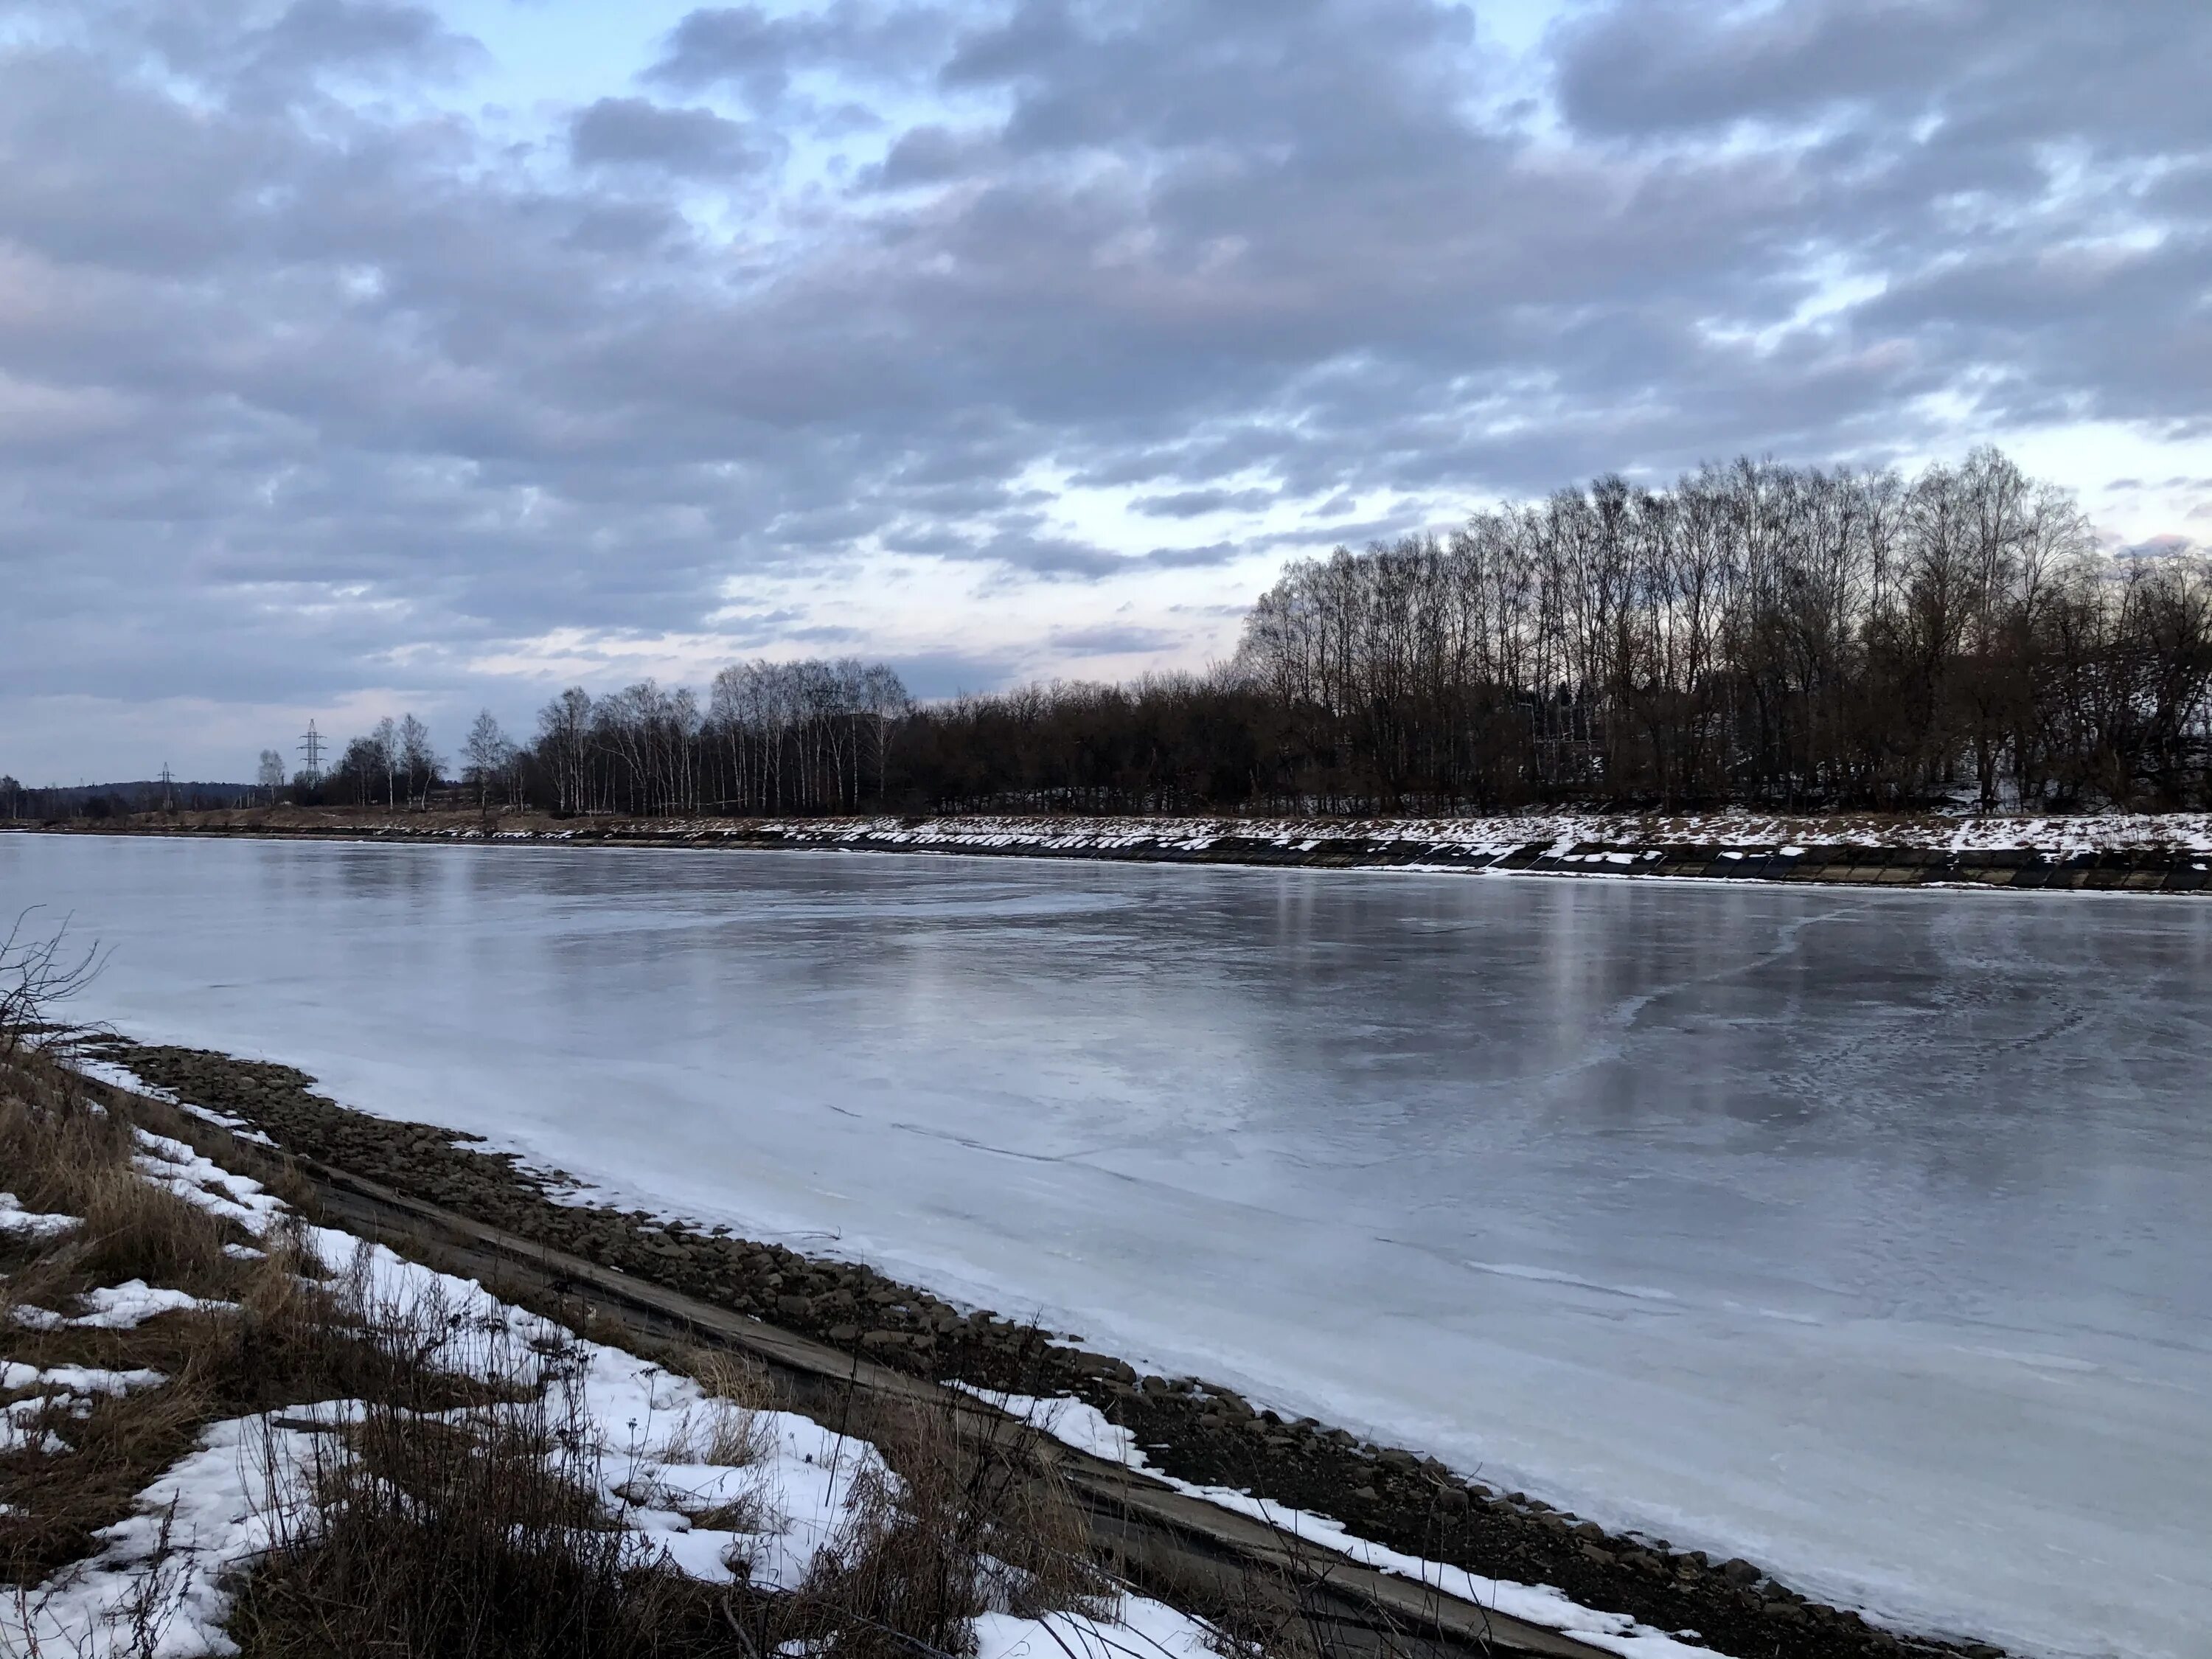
6;831;2210;1658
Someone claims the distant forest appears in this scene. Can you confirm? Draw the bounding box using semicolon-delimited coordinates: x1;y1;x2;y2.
13;448;2211;824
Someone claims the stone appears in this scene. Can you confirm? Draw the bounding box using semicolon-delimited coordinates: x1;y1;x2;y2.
1717;1558;1761;1588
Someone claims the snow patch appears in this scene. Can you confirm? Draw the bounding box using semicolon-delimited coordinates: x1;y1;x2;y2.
0;1191;78;1238
12;1280;234;1332
953;1389;1709;1659
131;1129;285;1234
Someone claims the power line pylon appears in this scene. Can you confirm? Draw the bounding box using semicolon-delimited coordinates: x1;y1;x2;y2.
298;720;325;789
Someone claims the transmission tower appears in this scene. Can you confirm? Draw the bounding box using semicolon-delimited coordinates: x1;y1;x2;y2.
158;762;175;813
298;720;325;788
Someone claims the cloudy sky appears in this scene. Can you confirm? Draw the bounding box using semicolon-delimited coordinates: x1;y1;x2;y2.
4;0;2208;782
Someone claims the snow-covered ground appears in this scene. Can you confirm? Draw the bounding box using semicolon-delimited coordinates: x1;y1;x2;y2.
6;832;2209;1659
961;1387;1710;1659
4;1121;1227;1659
517;808;2212;858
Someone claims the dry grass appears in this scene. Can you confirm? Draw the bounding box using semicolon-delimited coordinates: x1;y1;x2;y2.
1;1057;1159;1659
69;1161;234;1292
0;1060;135;1215
229;1316;719;1659
661;1348;774;1470
790;1394;1116;1659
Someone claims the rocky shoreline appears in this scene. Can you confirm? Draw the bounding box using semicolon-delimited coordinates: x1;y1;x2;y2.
27;807;2212;894
82;1034;2008;1659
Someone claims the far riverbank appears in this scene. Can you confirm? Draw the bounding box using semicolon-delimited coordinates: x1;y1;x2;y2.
19;804;2212;893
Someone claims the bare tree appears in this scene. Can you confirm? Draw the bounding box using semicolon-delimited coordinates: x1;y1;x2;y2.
0;909;108;1062
370;716;400;810
535;688;594;815
397;714;442;808
463;710;517;811
257;748;287;806
860;664;912;804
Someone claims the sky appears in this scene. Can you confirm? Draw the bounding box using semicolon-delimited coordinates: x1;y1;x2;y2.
3;0;2209;784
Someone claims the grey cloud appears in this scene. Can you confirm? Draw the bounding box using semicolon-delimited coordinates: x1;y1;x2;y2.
1553;1;2212;156
865;123;1001;189
1551;0;1984;136
246;0;485;85
1131;487;1277;518
570;98;760;176
5;0;2212;777
967;529;1128;580
886;649;1026;700
1138;542;1241;570
649;2;950;103
1047;624;1178;655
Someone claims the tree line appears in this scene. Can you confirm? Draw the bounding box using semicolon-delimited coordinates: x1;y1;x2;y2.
22;447;2200;824
1234;448;2212;812
306;659;918;818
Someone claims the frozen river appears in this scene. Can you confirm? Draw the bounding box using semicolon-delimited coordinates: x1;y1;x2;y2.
5;832;2208;1658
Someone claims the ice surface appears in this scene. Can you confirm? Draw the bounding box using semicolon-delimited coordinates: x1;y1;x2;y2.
4;832;2209;1658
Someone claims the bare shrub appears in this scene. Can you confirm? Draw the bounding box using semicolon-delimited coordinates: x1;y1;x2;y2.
0;910;107;1063
229;1270;726;1659
795;1395;1113;1659
661;1349;773;1470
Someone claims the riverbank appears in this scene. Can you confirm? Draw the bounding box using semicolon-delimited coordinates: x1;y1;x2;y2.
20;806;2212;892
60;1033;2007;1659
0;1047;1238;1659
